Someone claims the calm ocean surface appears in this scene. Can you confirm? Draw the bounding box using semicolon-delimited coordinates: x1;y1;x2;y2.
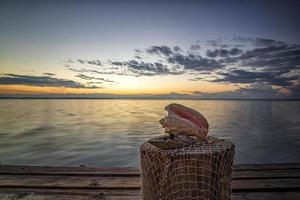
0;99;299;167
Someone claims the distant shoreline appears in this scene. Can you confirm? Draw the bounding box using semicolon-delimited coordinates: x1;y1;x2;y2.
0;97;299;101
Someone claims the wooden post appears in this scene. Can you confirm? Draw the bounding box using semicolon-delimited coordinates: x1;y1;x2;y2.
140;138;235;200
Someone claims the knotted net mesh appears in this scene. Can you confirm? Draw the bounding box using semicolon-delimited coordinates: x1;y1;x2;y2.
140;138;235;200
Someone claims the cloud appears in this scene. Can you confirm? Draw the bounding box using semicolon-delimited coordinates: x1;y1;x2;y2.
189;77;203;81
87;81;104;84
110;61;123;66
76;74;114;82
234;45;300;72
192;83;284;99
191;37;299;92
189;44;201;51
75;59;102;66
123;60;183;76
205;39;228;48
173;46;182;52
146;45;173;56
206;48;243;58
233;36;286;47
76;74;96;80
77;59;85;64
64;37;300;98
284;82;300;98
134;49;143;54
66;37;299;80
0;73;101;89
86;60;102;66
66;44;223;77
43;72;55;76
66;65;134;76
143;45;224;71
1;80;298;99
166;54;223;71
211;69;297;86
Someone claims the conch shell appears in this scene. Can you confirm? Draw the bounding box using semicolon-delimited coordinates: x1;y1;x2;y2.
159;103;209;141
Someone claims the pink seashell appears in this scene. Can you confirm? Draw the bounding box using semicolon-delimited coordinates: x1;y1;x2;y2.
159;103;209;141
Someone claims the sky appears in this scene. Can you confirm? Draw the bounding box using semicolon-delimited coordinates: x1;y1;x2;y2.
0;0;299;99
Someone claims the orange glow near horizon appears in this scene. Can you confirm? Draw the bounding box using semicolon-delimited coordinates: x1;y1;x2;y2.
0;69;239;96
0;81;238;95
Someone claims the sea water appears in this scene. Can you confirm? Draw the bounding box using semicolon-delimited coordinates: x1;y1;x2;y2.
0;99;299;167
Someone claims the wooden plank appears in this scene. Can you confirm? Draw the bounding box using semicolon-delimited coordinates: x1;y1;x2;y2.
0;194;89;200
0;189;141;200
232;169;300;179
0;193;140;200
233;163;300;171
0;175;140;189
231;178;300;192
1;169;298;180
232;192;300;200
0;189;300;200
1;164;300;178
1;163;299;175
0;164;300;200
0;165;139;176
0;188;141;196
0;174;299;191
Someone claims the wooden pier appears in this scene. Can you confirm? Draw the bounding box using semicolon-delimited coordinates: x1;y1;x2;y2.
0;163;299;200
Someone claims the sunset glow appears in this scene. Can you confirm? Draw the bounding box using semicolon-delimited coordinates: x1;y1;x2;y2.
0;0;299;99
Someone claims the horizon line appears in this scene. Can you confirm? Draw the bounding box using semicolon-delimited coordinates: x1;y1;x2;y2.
0;97;299;101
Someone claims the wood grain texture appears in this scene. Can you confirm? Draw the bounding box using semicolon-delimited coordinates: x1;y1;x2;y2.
1;191;300;200
0;163;299;200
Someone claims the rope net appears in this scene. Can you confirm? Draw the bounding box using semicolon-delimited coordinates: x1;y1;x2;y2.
140;137;235;200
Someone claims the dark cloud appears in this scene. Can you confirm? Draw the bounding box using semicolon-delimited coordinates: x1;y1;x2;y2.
95;59;184;77
124;60;183;76
75;59;102;66
110;61;124;66
233;36;286;47
88;81;104;84
236;45;300;72
43;73;55;76
139;45;224;72
211;69;297;86
237;84;280;98
86;60;102;66
0;74;101;88
68;44;223;77
146;45;173;56
167;54;223;71
69;37;299;80
134;49;143;54
205;39;228;48
285;82;300;98
77;59;85;64
65;37;300;99
238;45;293;60
192;83;284;99
190;44;201;51
254;38;286;47
173;46;182;52
66;65;134;76
206;48;243;58
189;77;203;81
87;82;104;89
76;74;114;82
76;74;98;80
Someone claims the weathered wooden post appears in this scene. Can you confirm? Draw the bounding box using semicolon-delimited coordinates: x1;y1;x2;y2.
140;104;235;200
